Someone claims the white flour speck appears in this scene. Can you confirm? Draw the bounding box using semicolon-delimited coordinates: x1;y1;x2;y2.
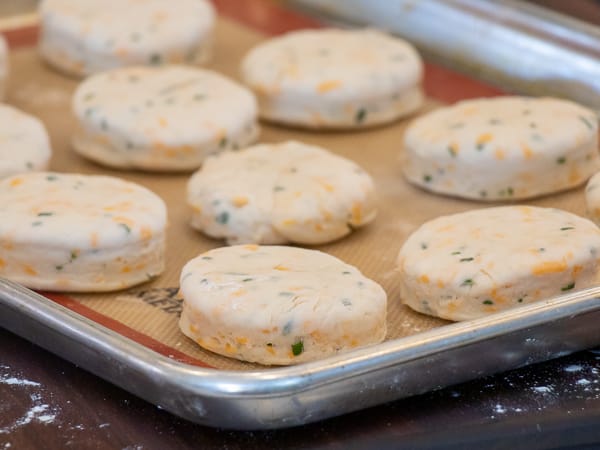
576;378;591;386
494;404;506;414
532;386;553;394
564;365;583;373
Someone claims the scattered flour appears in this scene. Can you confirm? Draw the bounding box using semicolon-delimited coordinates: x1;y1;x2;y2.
0;366;59;435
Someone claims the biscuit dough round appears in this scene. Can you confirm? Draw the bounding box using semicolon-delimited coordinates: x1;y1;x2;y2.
397;206;600;321
584;172;600;225
0;105;52;179
0;35;7;100
72;65;259;171
0;172;167;291
241;28;423;129
187;141;377;245
402;96;599;200
39;0;215;77
179;245;387;365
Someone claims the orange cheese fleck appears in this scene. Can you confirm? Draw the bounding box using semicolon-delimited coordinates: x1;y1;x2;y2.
316;80;342;93
90;232;99;248
23;265;37;276
419;274;430;283
476;133;493;146
494;148;506;160
158;117;168;128
274;264;290;271
140;227;153;241
244;244;259;251
351;203;362;223
232;196;249;208
0;258;5;269
9;178;23;187
521;144;534;159
532;260;568;275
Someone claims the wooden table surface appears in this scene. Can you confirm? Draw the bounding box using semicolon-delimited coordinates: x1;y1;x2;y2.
2;1;600;448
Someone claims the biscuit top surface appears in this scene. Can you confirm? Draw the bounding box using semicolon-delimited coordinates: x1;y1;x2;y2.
73;66;257;146
242;28;422;97
398;205;600;291
405;96;597;158
180;245;386;328
0;172;167;249
40;0;215;51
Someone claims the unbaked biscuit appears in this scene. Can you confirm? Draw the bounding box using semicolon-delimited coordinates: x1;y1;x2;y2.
179;245;387;365
0;172;167;291
187;141;377;244
241;28;423;129
39;0;215;77
0;105;51;179
584;172;600;225
402;96;599;200
72;65;259;171
397;206;600;321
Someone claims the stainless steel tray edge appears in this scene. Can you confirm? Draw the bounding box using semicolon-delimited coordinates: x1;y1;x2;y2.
1;278;600;430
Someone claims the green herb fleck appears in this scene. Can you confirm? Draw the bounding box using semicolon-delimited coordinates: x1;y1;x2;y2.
479;190;488;198
70;250;78;261
556;156;566;164
273;186;285;192
489;118;502;125
25;161;34;169
37;212;54;217
119;223;131;233
55;265;63;271
242;278;253;282
266;343;273;347
460;257;474;262
83;92;95;102
282;321;292;336
423;174;433;183
342;271;351;275
421;242;428;250
100;119;109;131
31;221;43;227
560;226;575;231
561;282;575;291
46;175;58;181
517;298;524;303
201;256;213;260
522;109;531;116
355;108;367;124
215;211;229;224
507;187;514;196
448;146;457;157
476;142;486;151
149;53;162;65
451;251;461;255
291;339;304;356
279;291;294;297
579;115;594;130
482;299;494;305
219;137;228;148
529;122;537;129
461;278;474;287
193;93;205;101
341;299;352;307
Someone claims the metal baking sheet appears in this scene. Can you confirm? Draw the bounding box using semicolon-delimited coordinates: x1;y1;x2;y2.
1;1;600;430
2;279;600;429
